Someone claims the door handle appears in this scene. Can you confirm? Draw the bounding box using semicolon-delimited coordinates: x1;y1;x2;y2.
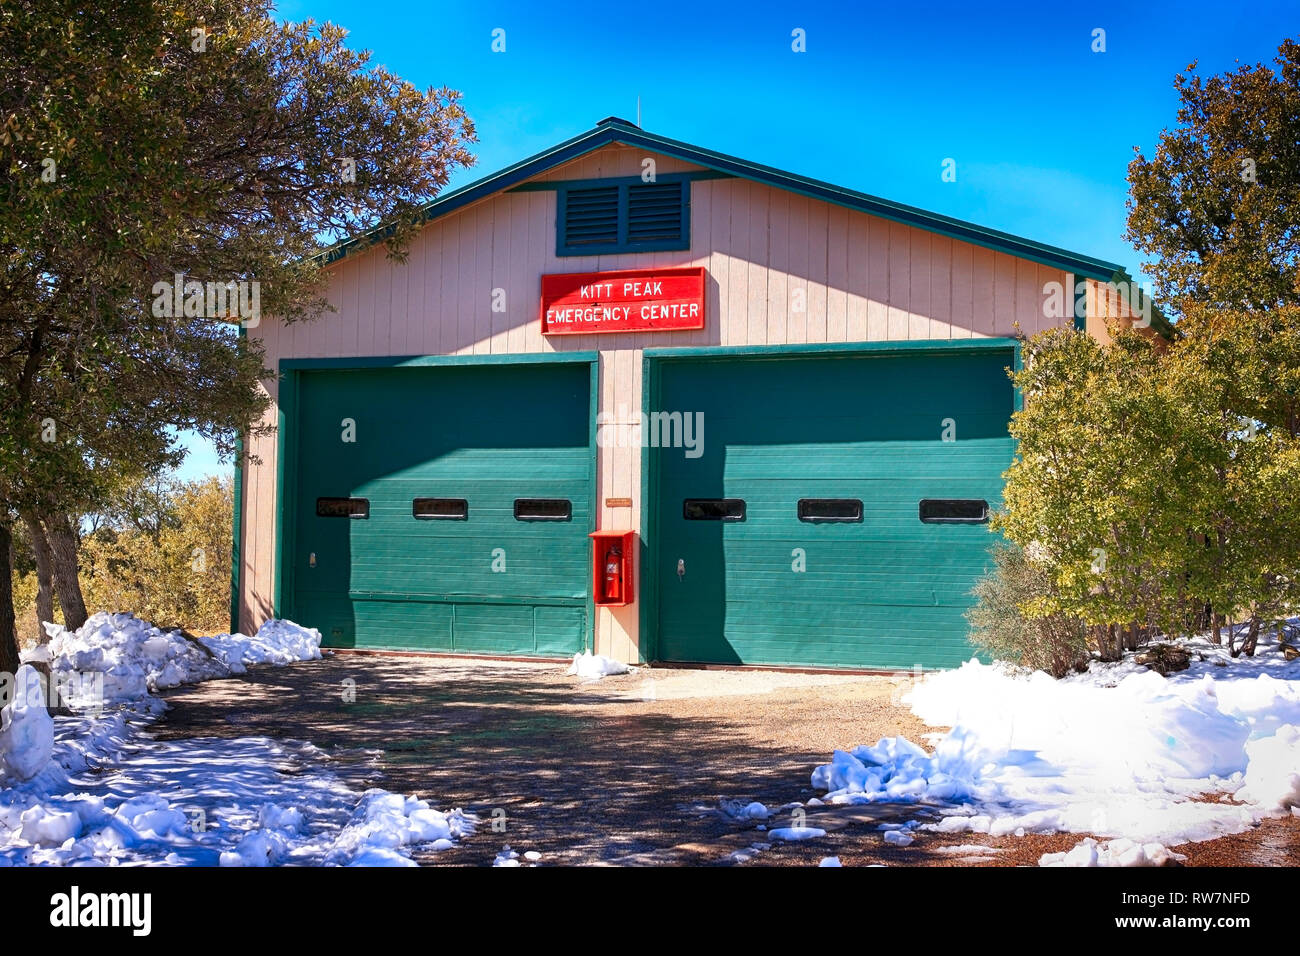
676;558;685;580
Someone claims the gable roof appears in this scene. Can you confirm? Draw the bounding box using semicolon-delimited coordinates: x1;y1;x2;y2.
317;117;1171;335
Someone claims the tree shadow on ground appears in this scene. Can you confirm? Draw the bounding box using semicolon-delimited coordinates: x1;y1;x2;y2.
152;655;855;865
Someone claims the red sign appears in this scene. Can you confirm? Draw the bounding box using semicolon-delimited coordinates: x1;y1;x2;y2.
540;266;706;335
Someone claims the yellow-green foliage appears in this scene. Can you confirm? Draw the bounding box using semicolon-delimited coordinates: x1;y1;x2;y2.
995;315;1300;645
11;475;234;641
995;328;1202;632
77;476;234;635
10;569;42;647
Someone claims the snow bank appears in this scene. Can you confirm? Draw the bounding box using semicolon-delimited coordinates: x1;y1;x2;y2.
202;619;324;672
810;628;1300;848
1;723;475;866
1;612;468;867
1235;725;1300;811
30;612;322;708
0;667;54;782
566;651;630;680
909;664;1250;780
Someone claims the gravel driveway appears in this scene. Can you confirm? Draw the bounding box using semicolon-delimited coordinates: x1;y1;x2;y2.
152;652;930;865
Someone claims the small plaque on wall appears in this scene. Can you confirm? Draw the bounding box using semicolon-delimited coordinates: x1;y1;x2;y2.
605;497;633;508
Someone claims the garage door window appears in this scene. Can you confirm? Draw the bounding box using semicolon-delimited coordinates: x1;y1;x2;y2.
919;499;988;523
797;498;863;523
683;498;746;521
316;497;369;519
514;498;572;521
412;498;468;520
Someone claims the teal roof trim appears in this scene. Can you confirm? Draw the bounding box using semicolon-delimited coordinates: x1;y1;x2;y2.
315;116;1133;289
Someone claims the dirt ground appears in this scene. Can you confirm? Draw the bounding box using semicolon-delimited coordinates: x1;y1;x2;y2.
152;652;1299;866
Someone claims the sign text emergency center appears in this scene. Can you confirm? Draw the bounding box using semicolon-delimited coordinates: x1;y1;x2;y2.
540;266;706;335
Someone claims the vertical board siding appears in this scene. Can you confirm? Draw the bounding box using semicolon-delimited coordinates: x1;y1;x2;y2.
787;194;810;344
1085;277;1160;346
827;204;849;343
765;188;788;346
807;199;829;343
243;143;1073;659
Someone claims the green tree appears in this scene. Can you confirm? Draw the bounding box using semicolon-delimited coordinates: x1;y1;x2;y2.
995;319;1300;661
1126;37;1300;315
1124;35;1300;654
1172;306;1300;653
995;328;1205;657
0;1;476;664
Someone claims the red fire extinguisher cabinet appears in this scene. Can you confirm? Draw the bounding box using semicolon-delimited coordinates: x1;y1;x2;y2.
590;530;635;607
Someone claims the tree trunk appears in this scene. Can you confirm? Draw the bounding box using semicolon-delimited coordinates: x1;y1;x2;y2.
0;522;21;677
21;512;55;637
1212;613;1222;646
1242;614;1261;658
1100;623;1123;662
44;512;87;630
1092;625;1110;661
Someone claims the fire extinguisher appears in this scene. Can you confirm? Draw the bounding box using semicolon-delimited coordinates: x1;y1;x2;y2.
604;544;623;602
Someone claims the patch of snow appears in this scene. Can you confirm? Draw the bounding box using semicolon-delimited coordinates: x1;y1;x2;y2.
321;791;472;867
935;844;1004;855
882;829;914;846
493;845;521;867
720;798;771;821
566;651;630;680
1039;837;1186;867
818;856;842;866
724;843;767;864
768;826;826;841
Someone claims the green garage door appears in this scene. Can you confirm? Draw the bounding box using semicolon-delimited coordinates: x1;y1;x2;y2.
652;343;1015;670
287;360;594;655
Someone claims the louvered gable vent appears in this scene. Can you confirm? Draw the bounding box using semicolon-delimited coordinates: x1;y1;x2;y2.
557;179;689;256
627;182;684;242
561;186;619;247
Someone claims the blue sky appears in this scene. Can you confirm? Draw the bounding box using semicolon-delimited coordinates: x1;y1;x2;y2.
179;0;1298;480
